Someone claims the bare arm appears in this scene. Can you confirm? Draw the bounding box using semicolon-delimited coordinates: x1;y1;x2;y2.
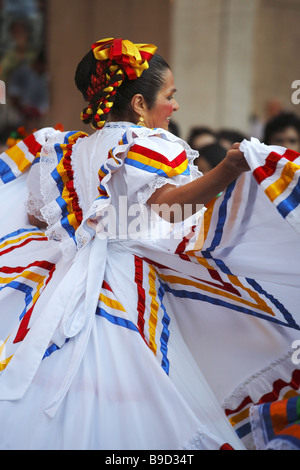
147;143;249;221
28;213;47;230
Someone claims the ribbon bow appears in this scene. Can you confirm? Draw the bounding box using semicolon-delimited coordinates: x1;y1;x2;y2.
91;38;157;80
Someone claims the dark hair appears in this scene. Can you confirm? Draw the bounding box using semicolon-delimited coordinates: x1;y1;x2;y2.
187;126;215;147
196;142;226;168
217;129;247;144
75;50;96;101
75;49;170;127
263;112;300;144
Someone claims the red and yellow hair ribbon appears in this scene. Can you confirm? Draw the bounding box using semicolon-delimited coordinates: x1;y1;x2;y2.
91;38;157;80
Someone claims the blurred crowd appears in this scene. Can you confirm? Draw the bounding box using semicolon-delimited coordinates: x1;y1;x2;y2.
170;102;300;174
0;0;48;149
1;1;300;168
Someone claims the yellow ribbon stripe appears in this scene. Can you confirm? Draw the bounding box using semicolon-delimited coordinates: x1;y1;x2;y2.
92;38;157;79
229;407;250;427
127;149;189;178
0;270;47;305
148;265;159;355
5;145;32;173
265;160;300;202
0;231;45;251
159;273;275;316
0;337;13;372
99;293;126;312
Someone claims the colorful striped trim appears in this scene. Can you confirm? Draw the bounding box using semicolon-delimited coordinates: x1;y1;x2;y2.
0;227;47;256
0;227;55;351
96;136;190;202
225;369;300;445
97;163;110;199
253;148;300;184
253;148;300;221
133;256;170;374
96;307;139;332
254;396;300;449
96;280;139;333
0;259;56;345
0;250;56;371
94;264;171;376
0;133;42;183
50;131;88;241
125;143;190;178
0;129;89;246
173;181;299;330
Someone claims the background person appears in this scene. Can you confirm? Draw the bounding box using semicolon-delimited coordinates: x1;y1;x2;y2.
263;111;300;152
186;125;217;150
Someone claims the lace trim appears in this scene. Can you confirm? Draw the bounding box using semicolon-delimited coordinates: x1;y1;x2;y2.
103;121;134;129
248;405;266;450
74;124;203;250
222;350;296;410
128;127;202;205
265;438;300;450
39;142;61;225
221;350;300;450
39;133;87;258
74;125;202;250
26;191;45;221
138;177;181;205
178;425;236;450
24;128;61;223
75;197;110;250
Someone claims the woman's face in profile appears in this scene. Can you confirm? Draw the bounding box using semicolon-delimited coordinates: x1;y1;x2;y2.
269;126;300;152
143;68;179;131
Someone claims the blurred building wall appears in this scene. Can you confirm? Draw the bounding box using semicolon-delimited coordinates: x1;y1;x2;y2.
171;0;256;139
171;0;300;140
43;0;300;140
252;0;300;125
45;0;172;131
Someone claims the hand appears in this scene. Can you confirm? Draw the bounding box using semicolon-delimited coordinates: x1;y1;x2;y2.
224;142;250;175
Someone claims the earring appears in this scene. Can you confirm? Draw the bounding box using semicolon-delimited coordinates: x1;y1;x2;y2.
137;115;146;127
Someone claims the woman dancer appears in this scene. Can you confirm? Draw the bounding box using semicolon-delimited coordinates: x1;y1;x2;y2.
0;38;299;450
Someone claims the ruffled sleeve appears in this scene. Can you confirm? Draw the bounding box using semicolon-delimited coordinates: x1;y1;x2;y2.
98;126;200;204
26;129;89;257
75;126;201;248
25;129;62;221
121;127;200;204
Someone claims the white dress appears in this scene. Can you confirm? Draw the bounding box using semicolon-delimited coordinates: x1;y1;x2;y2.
0;122;299;450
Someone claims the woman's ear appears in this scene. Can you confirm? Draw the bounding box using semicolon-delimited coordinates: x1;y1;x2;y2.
131;94;147;116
